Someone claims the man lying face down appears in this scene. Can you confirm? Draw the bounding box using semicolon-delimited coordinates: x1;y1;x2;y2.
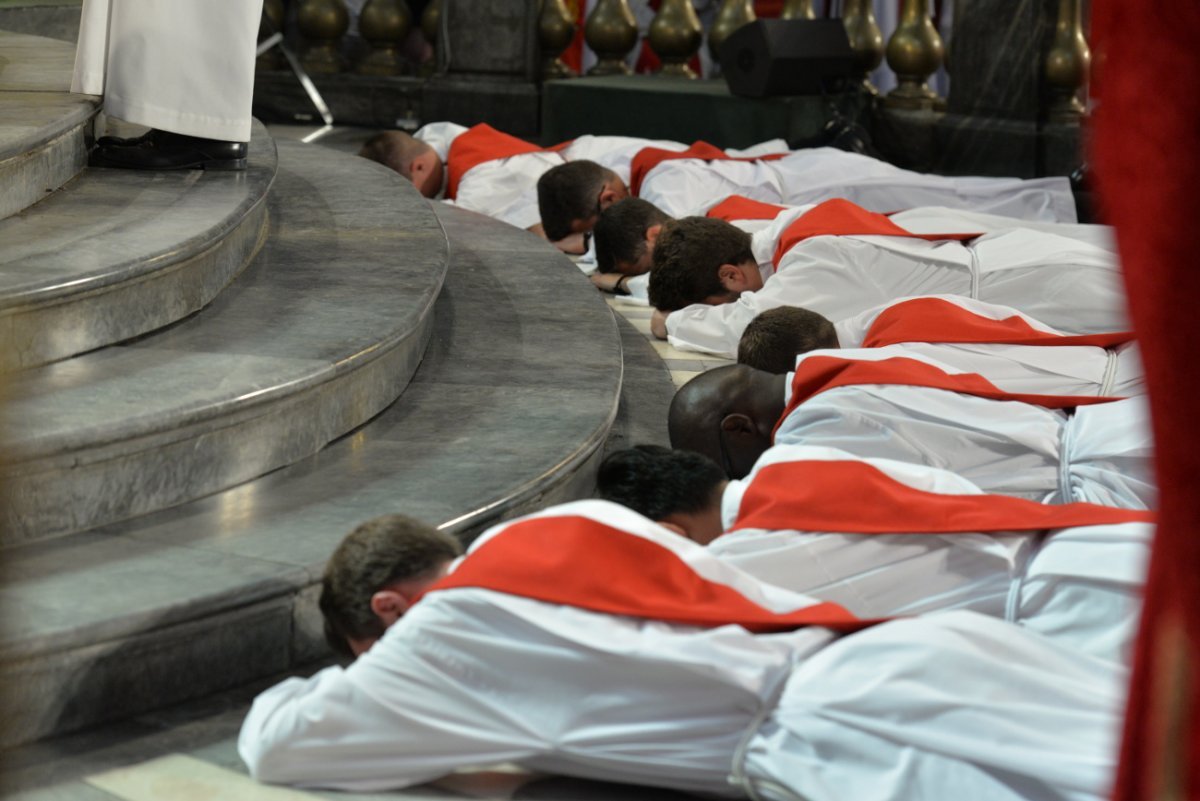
240;501;1126;801
597;443;1153;665
536;160;630;242
667;360;1156;512
319;515;461;659
647;203;1127;356
736;306;840;373
358;131;445;199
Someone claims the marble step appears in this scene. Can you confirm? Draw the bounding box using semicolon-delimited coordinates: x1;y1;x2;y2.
0;30;97;221
0;119;277;370
0;201;624;748
1;139;449;547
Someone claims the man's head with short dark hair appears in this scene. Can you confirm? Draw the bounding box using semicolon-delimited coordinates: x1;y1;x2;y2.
319;515;462;660
359;131;443;198
737;306;840;374
648;217;761;311
668;365;789;480
597;445;728;544
594;199;673;275
537;160;629;241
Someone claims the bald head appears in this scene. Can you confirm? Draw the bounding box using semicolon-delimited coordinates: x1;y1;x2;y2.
667;365;788;479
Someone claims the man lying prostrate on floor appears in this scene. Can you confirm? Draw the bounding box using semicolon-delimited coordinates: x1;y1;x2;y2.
536;138;790;242
240;502;1126;801
737;299;1144;397
667;361;1156;510
648;199;1127;357
597;444;1153;664
539;143;1079;239
360;124;586;251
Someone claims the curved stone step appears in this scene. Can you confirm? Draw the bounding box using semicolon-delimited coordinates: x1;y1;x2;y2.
0;202;624;748
1;139;449;546
0;30;97;220
0;119;277;370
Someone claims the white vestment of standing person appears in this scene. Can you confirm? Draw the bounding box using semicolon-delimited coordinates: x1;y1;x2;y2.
664;204;1126;358
72;0;264;142
639;146;1078;222
240;500;1125;801
712;444;1152;664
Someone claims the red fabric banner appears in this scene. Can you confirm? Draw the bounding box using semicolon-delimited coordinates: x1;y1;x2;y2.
772;354;1122;442
445;124;544;200
630;141;789;196
861;297;1136;349
732;458;1155;533
428;514;870;632
705;195;788;222
772;198;983;267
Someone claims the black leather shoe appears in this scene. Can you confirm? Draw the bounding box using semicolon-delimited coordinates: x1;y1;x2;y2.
96;129;155;147
89;130;248;171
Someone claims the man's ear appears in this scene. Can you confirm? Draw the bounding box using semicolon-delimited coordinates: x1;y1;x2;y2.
720;413;756;436
369;589;411;629
645;223;663;246
599;186;620;209
717;263;754;292
657;520;692;539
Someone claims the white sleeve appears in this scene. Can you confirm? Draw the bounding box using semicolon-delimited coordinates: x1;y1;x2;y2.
724;139;790;158
238;627;536;792
665;286;789;357
626;272;651;304
413;122;467;162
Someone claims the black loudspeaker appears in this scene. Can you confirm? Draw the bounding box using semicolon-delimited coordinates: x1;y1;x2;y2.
720;19;857;99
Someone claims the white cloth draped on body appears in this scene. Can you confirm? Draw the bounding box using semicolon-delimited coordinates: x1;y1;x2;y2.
640;147;1078;223
240;500;1124;801
713;444;1150;664
665;206;1126;358
72;0;263;141
772;381;1156;511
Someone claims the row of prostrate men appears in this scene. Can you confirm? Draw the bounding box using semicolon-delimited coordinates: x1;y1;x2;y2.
229;122;1151;800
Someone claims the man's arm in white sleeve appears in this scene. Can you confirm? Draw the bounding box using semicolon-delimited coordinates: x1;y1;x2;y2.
663;290;781;358
238;657;525;792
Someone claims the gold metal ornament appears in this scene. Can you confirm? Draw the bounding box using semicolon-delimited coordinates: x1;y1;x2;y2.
584;0;639;76
842;0;884;93
1045;0;1091;121
356;0;413;76
298;0;351;74
648;0;703;78
540;0;579;79
781;0;816;21
708;0;756;63
884;0;944;109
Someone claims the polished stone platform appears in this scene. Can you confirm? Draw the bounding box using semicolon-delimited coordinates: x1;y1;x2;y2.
0;120;276;370
0;201;622;748
1;139;447;545
0;30;96;220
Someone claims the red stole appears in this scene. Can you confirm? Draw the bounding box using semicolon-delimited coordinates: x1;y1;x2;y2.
706;195;788;222
771;199;983;268
428;514;869;632
773;354;1121;441
862;297;1136;349
629;141;790;196
445;124;544;200
732;458;1155;533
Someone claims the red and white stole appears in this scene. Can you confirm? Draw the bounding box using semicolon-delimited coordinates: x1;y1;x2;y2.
705;195;788;223
771;198;983;268
445;124;567;200
773;353;1122;441
732;456;1155;533
427;502;870;632
861;296;1136;349
629;141;790;197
